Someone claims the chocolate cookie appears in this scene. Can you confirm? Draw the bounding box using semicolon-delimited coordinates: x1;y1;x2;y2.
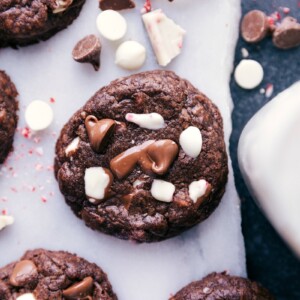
0;71;18;164
0;249;117;300
0;0;86;48
55;70;228;242
171;272;274;300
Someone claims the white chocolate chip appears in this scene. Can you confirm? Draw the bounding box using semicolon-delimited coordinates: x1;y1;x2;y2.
84;167;110;200
65;137;80;156
16;293;37;300
234;59;264;89
25;100;54;131
0;215;14;231
133;179;144;188
53;0;73;13
115;41;146;70
96;10;127;41
179;126;202;158
150;179;175;202
189;179;208;203
142;9;185;67
125;113;165;130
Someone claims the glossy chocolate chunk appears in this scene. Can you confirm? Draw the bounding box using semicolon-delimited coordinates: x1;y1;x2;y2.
110;140;178;179
85;116;115;153
241;10;269;43
273;17;300;49
63;276;94;299
10;260;38;287
72;35;101;71
99;0;135;11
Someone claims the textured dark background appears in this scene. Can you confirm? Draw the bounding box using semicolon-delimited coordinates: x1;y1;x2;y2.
230;0;300;299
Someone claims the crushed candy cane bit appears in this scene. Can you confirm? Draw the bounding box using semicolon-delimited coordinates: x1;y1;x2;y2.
265;84;274;98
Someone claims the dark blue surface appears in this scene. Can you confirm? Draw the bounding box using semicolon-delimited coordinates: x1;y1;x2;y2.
230;1;300;299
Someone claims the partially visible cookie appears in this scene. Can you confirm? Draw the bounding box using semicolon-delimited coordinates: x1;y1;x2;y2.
0;0;86;48
0;71;18;164
55;70;228;242
170;272;274;300
0;249;117;300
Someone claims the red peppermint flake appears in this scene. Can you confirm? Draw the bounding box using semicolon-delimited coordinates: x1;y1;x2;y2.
267;16;275;27
41;196;47;203
143;0;152;13
2;209;7;215
35;163;43;171
47;165;54;171
35;147;44;156
33;137;41;144
265;84;274;98
21;127;32;139
10;187;18;193
282;7;290;14
50;97;55;103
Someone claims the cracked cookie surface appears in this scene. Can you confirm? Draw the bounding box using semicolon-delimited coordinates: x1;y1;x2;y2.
171;272;274;300
55;70;228;242
0;71;18;164
0;249;117;300
0;0;85;47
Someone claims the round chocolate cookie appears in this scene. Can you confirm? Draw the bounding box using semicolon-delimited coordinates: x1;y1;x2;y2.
0;249;117;300
0;0;86;48
0;71;18;164
171;272;274;300
55;70;228;242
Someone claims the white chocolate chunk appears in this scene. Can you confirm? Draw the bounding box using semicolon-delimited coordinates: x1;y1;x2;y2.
115;41;146;70
65;137;80;156
96;10;127;41
16;294;36;300
234;59;264;89
53;0;73;13
84;167;110;200
189;179;208;203
179;126;202;158
125;113;165;130
239;81;300;257
142;9;185;67
25;100;54;131
151;179;175;202
0;215;14;231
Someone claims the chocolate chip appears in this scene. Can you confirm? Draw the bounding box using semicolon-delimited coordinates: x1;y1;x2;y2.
85;116;116;153
273;17;300;49
110;139;178;179
241;10;269;43
99;0;135;11
63;276;94;299
10;260;38;287
72;35;101;71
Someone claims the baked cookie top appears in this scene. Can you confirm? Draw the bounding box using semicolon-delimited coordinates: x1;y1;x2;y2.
55;70;228;242
0;249;117;300
170;272;274;300
0;71;18;164
0;0;85;47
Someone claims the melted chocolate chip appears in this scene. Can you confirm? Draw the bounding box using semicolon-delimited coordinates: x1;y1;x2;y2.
241;10;269;43
85;116;116;153
63;276;94;299
273;17;300;49
72;35;101;71
110;139;178;179
99;0;135;11
10;260;38;287
195;182;212;209
146;140;178;175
